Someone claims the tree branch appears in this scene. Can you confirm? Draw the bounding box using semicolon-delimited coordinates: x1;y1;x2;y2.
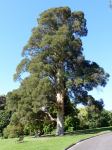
44;111;56;122
41;106;56;122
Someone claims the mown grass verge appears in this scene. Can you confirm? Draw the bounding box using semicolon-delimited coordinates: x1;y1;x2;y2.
0;126;112;150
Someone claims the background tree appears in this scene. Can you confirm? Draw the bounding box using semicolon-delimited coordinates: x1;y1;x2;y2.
99;109;112;127
0;96;6;110
13;7;109;135
0;96;10;136
86;97;104;128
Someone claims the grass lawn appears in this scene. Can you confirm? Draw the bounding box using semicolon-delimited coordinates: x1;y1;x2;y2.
0;127;112;150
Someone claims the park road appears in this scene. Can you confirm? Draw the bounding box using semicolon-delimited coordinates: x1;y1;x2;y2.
68;132;112;150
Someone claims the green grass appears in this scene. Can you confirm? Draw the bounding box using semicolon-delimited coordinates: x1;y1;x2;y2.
0;127;112;150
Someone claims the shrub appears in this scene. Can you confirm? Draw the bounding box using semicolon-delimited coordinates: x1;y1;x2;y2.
64;116;79;132
3;124;23;138
43;122;54;134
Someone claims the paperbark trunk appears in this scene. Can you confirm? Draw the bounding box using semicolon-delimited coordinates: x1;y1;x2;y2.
56;92;64;135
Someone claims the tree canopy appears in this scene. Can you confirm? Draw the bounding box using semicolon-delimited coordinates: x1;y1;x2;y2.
8;7;109;135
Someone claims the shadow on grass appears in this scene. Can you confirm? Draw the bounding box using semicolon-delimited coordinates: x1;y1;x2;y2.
32;126;112;139
65;126;112;136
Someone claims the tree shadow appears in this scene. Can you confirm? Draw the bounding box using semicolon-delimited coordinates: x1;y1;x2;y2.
65;126;112;136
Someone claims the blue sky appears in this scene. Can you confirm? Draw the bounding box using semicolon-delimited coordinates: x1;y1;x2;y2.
0;0;112;110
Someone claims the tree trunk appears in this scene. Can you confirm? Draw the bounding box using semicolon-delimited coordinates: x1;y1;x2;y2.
56;92;64;136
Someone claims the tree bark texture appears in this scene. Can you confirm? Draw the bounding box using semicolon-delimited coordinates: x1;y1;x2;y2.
56;92;64;135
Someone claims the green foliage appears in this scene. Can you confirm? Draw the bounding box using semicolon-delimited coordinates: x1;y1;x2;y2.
64;116;79;132
43;123;54;134
14;7;109;106
3;124;23;138
3;111;24;138
86;98;104;129
78;99;112;130
0;96;6;110
6;90;21;112
99;110;112;127
5;7;109;136
0;95;11;136
78;108;89;129
0;110;10;135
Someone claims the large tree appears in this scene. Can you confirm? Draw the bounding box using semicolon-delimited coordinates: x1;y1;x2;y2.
14;7;109;135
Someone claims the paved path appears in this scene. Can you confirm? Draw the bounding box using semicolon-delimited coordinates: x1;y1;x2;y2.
68;132;112;150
